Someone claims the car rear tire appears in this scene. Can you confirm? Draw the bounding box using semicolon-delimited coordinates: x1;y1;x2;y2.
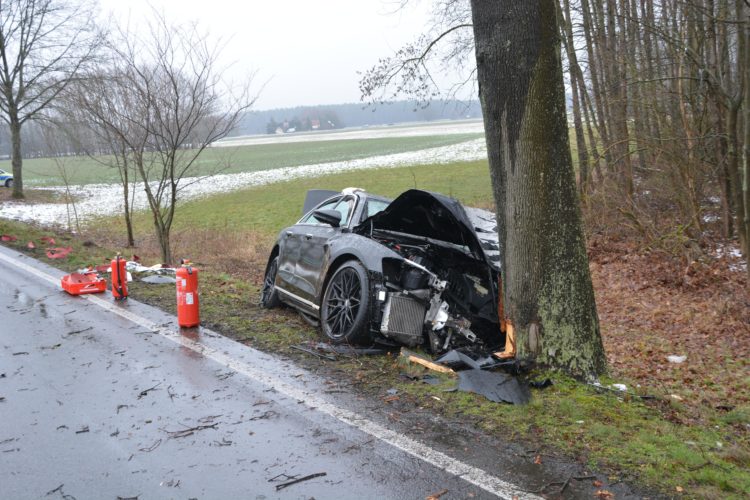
4;179;11;188
321;260;370;344
260;256;281;308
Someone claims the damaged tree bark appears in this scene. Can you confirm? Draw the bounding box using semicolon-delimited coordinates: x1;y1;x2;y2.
470;0;606;376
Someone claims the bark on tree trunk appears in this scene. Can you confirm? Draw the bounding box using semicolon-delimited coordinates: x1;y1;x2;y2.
9;116;24;199
560;0;590;197
120;152;135;248
742;13;750;275
470;0;607;377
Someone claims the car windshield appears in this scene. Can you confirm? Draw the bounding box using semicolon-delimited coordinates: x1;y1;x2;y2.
364;199;390;219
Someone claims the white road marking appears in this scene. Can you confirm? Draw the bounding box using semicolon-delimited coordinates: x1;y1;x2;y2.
0;250;540;500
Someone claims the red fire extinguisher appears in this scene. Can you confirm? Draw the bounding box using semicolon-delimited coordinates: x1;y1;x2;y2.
176;260;200;327
111;253;128;300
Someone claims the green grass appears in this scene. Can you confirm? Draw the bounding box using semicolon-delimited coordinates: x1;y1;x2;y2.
8;134;481;187
387;363;750;498
147;159;495;235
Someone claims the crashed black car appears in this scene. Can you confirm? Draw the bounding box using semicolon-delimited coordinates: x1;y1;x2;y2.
260;188;505;354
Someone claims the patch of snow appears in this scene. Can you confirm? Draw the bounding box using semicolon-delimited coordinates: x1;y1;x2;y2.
0;138;488;227
667;355;687;364
702;213;720;223
713;242;746;273
213;119;485;148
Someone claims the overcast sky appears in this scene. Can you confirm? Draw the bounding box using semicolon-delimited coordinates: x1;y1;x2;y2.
98;0;435;110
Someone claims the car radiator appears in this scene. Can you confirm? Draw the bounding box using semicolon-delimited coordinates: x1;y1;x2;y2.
380;293;426;346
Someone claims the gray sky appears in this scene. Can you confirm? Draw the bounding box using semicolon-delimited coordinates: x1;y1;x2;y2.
99;0;434;110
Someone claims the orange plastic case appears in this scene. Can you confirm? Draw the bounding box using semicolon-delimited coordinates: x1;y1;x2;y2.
61;273;107;295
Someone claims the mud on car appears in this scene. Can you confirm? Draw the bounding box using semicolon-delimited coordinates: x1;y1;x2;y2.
260;188;506;354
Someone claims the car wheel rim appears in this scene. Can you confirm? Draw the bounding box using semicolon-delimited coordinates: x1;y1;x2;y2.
261;260;277;303
325;268;361;338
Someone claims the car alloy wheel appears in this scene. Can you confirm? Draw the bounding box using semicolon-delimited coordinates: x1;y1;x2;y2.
321;261;369;343
260;257;281;308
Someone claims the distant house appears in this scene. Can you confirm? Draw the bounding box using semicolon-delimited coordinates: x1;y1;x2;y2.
311;119;320;130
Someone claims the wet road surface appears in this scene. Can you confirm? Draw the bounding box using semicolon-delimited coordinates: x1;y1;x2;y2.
0;246;540;499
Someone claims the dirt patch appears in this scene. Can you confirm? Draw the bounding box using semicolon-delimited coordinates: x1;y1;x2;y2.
0;187;72;205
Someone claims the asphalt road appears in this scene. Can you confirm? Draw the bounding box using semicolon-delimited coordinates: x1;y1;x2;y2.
0;246;539;500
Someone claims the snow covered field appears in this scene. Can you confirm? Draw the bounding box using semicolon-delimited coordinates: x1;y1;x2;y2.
0;137;487;226
213;119;484;148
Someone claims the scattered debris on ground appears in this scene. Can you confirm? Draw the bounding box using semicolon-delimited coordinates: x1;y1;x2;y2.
269;471;327;491
455;369;530;405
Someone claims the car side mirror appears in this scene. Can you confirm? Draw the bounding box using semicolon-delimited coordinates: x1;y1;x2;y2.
313;208;342;227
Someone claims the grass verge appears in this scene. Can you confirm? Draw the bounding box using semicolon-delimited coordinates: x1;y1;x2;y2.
2;159;749;498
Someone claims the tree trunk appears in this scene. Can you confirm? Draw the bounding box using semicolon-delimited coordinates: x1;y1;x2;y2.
156;224;171;266
9;115;24;199
120;151;135;247
470;0;607;377
560;0;590;197
742;12;750;273
728;101;747;253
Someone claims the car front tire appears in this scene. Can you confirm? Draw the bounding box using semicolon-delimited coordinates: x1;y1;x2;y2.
260;256;281;308
4;179;11;188
321;260;370;344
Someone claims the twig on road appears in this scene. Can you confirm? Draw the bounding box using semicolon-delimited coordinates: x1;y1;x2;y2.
138;439;162;452
63;326;92;338
45;484;64;496
273;472;327;491
137;383;161;399
164;423;218;439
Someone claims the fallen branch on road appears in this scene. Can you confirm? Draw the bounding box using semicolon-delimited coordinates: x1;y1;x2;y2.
273;472;327;491
164;423;218;439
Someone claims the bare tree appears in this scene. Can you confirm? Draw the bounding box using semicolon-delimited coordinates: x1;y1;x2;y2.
104;14;256;265
39;121;80;232
59;68;147;247
359;1;475;107
0;0;99;199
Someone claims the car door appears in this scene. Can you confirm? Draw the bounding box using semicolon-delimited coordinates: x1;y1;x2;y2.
296;196;355;302
278;196;342;299
276;226;302;294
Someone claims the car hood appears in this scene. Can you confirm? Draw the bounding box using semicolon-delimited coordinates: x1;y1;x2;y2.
359;189;501;270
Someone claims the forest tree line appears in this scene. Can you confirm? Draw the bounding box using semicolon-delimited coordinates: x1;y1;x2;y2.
559;0;749;274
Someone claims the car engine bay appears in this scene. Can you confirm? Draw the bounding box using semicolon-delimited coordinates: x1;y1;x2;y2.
373;230;501;354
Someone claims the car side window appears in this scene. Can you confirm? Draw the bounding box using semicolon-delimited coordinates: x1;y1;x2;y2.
301;196;355;226
332;198;354;226
300;198;340;224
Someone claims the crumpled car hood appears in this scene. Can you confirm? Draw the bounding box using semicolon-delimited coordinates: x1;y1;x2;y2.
359;189;501;270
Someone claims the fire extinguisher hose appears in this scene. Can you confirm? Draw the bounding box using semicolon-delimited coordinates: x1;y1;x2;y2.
115;255;123;297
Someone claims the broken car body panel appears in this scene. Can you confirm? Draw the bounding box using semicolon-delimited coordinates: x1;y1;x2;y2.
262;188;504;354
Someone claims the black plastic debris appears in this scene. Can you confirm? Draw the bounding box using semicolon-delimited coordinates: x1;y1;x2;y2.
530;378;553;389
314;342;394;356
435;349;496;370
456;369;530;405
421;374;441;385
